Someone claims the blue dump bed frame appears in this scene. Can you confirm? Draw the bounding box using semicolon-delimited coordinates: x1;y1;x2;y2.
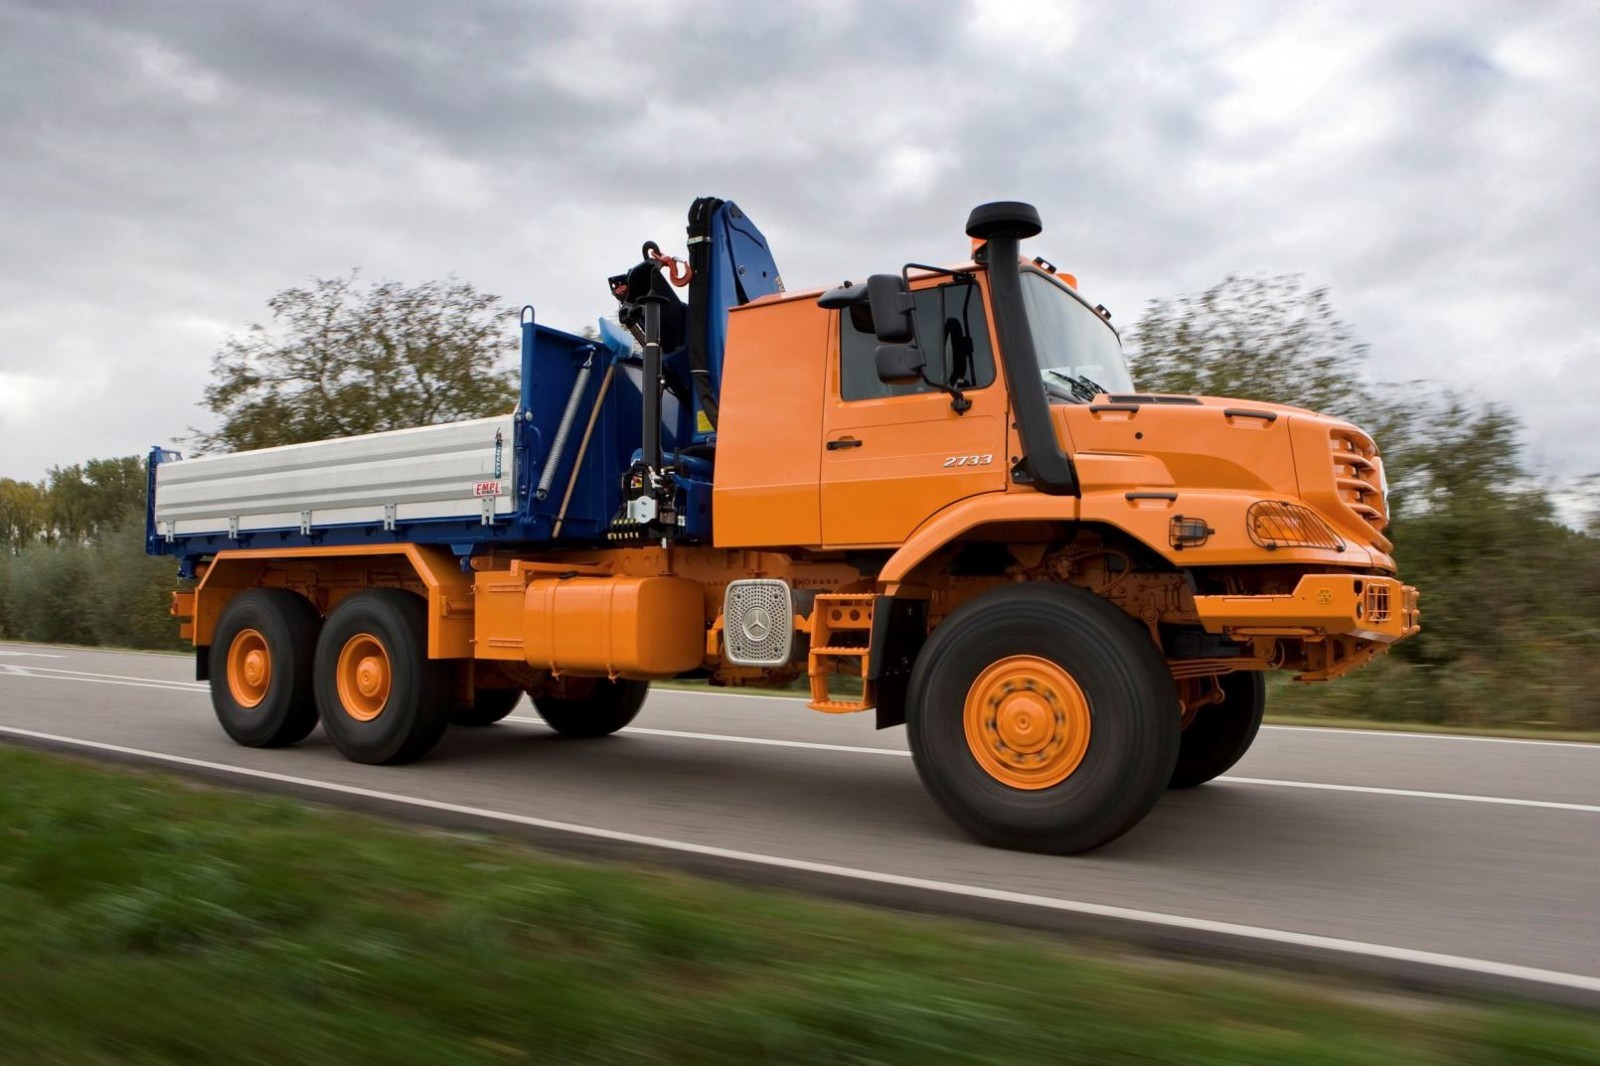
148;199;782;578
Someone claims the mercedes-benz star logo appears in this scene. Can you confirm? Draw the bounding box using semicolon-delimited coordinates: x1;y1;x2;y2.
741;606;772;642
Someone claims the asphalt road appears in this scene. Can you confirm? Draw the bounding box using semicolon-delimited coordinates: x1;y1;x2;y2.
3;640;1597;1006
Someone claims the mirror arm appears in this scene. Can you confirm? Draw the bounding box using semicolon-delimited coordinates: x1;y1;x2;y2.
871;265;978;412
913;368;970;414
901;264;975;285
900;264;974;413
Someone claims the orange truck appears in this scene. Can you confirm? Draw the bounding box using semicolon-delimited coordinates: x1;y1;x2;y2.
148;198;1419;853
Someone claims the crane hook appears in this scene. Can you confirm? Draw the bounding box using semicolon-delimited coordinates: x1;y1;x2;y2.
643;241;694;287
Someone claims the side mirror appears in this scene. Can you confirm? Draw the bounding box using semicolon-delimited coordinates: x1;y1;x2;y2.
875;343;926;385
816;280;869;310
866;274;915;343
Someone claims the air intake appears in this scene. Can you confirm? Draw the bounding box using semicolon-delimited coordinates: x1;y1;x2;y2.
723;579;795;667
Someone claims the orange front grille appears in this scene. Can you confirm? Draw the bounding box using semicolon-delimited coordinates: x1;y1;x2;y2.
1330;431;1387;532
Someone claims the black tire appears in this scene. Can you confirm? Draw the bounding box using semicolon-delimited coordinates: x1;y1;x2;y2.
1168;672;1265;789
450;687;524;727
314;589;450;765
906;583;1180;854
532;678;648;738
209;589;322;748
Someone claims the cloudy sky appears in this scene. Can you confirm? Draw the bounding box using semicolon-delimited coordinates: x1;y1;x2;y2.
2;0;1596;484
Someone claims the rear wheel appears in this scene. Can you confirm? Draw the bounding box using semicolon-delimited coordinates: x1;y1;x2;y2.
209;589;321;748
1168;672;1265;789
532;678;648;738
450;687;524;727
315;590;450;765
907;584;1179;854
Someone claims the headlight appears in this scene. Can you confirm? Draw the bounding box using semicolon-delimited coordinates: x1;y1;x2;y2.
1247;500;1346;552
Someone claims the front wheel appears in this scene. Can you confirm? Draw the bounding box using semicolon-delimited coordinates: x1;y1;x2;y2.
907;584;1179;855
532;678;648;738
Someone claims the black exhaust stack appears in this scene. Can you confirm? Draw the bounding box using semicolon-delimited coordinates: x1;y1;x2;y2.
966;202;1079;496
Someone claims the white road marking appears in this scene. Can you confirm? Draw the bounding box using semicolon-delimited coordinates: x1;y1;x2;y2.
2;668;1593;812
512;719;1600;813
2;665;204;692
0;651;65;659
0;723;1595;1000
1215;777;1600;813
565;721;910;759
6;640;1593;745
6;648;1598;751
653;687;1600;749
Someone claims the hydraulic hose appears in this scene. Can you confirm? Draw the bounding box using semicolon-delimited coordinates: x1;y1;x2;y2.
684;196;723;430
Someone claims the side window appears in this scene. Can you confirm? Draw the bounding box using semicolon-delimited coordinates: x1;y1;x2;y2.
839;282;996;401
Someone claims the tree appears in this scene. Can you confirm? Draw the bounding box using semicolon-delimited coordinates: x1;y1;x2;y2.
195;274;519;453
44;456;147;543
1383;398;1526;516
1125;274;1378;421
0;478;46;553
1575;474;1600;536
1122;274;1528;518
1127;274;1600;730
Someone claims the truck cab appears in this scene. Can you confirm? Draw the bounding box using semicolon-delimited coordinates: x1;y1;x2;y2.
716;205;1407;655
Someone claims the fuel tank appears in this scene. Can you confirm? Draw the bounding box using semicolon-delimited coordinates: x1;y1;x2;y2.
475;571;705;678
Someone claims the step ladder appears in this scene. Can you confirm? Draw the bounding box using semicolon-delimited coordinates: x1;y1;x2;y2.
807;593;876;712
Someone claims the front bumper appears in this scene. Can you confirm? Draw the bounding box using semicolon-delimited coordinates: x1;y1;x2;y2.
1193;574;1420;644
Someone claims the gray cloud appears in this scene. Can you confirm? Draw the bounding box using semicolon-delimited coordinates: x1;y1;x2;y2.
2;0;1596;482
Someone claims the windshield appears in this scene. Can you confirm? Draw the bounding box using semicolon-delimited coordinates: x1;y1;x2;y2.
1018;271;1134;399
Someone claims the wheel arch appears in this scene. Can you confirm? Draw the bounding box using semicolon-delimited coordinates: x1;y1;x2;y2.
189;545;472;661
876;494;1173;590
870;497;1177;729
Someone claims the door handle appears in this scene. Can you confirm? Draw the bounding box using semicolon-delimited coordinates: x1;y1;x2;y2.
827;437;863;450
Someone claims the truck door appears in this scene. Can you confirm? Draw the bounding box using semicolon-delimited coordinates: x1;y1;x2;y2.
821;279;1008;547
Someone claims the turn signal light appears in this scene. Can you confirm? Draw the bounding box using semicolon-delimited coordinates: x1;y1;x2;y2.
1169;515;1214;550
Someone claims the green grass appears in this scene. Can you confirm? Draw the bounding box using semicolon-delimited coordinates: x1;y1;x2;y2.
1;748;1597;1064
1265;662;1600;737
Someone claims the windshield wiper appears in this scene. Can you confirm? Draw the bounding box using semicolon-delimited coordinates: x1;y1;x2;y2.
1041;377;1078;403
1044;370;1106;402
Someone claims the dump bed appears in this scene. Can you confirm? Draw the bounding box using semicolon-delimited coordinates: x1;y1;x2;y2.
145;197;780;573
152;415;516;544
146;314;662;575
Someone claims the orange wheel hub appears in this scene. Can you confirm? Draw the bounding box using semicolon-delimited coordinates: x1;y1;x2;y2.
336;633;391;722
226;628;272;709
963;655;1092;789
